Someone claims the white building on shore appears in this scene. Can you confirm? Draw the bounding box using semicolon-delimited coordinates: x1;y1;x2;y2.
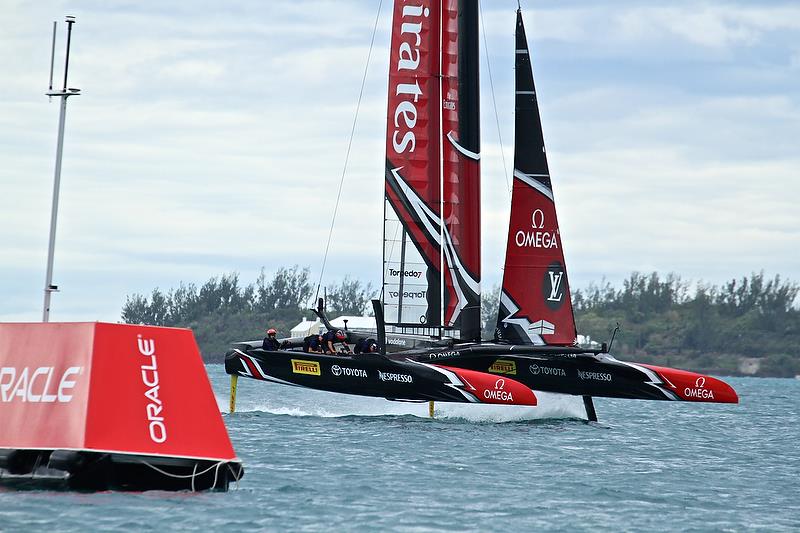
290;315;376;338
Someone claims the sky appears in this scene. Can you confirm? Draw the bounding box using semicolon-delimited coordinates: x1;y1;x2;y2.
1;0;798;323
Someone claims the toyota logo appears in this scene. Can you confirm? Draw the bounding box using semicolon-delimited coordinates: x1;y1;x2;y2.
332;365;342;377
529;364;540;375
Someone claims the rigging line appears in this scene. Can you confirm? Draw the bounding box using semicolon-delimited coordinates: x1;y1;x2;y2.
313;0;384;304
479;1;511;198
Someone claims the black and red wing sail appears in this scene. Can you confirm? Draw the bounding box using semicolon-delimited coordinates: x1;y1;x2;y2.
495;10;578;346
383;0;481;339
441;0;481;341
383;1;443;331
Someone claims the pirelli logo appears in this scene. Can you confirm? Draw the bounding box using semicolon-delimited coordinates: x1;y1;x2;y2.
291;359;321;376
488;359;517;375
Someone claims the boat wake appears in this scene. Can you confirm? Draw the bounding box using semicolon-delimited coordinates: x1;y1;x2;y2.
218;387;587;423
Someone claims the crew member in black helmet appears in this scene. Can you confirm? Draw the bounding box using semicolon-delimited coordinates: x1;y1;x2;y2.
323;329;350;355
262;328;281;351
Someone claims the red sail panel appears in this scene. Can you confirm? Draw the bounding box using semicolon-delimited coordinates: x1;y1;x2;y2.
495;10;577;346
0;322;93;449
85;323;237;461
383;0;443;328
497;180;576;345
0;322;238;462
441;0;481;340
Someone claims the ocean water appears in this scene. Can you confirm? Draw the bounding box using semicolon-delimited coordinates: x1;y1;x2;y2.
1;367;798;532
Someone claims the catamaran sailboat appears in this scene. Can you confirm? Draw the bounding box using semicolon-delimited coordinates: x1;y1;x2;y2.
225;1;738;419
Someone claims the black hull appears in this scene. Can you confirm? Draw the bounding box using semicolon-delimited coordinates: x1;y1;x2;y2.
0;449;243;492
225;343;738;406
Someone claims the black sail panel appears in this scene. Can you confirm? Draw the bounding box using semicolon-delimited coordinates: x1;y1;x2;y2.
513;9;550;186
495;10;577;346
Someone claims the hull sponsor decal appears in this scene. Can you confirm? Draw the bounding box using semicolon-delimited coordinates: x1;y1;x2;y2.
684;376;715;400
528;364;566;377
488;359;517;375
292;359;321;376
428;350;460;360
331;365;368;379
577;370;612;382
377;370;413;383
483;378;514;402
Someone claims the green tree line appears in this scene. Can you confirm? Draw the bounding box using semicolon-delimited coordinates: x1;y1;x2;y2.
122;269;799;376
570;272;800;377
121;266;373;359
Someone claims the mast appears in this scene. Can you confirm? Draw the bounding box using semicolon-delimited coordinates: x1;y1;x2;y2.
494;8;577;346
43;16;81;322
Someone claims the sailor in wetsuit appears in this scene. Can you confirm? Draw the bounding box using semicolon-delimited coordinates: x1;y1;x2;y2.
303;333;324;353
323;330;350;355
262;328;281;351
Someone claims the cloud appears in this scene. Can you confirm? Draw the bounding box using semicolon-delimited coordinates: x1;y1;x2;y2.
1;0;798;323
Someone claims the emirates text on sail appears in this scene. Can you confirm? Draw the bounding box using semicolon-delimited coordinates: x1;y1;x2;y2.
391;4;430;154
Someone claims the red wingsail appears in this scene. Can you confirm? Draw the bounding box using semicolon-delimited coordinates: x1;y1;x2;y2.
441;0;481;340
495;10;577;346
383;0;443;331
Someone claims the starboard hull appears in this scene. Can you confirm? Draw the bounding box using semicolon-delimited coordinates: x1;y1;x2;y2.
225;344;738;407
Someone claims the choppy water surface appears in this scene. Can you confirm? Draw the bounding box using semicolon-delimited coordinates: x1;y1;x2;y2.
2;367;798;532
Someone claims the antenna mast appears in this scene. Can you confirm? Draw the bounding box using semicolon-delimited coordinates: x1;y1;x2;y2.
43;15;81;322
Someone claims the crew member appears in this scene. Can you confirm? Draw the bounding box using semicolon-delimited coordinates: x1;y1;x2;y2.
354;337;379;355
262;328;281;351
303;333;324;353
323;329;350;355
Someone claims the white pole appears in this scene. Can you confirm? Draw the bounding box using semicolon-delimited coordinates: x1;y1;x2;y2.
42;15;79;322
42;94;70;322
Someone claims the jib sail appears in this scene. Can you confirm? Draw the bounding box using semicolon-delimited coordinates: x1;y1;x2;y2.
495;10;577;346
383;0;481;340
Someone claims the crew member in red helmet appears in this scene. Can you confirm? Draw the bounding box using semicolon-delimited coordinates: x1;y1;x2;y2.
323;329;350;355
262;328;281;351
